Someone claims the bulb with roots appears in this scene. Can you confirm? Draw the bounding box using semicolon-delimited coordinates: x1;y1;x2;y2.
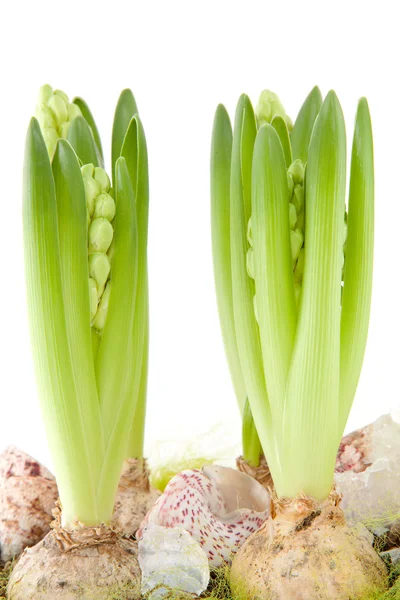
230;489;388;600
7;503;141;600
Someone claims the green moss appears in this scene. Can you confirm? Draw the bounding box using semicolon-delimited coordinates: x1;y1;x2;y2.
107;579;141;600
0;563;12;599
2;555;399;599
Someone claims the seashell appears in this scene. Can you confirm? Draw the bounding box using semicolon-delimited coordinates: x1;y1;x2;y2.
138;465;270;567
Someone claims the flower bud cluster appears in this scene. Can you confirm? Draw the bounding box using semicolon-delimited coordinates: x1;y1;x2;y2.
247;156;348;321
36;85;82;157
81;164;115;331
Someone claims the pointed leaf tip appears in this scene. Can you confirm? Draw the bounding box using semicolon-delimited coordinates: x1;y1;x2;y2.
215;103;229;119
311;85;323;99
290;86;323;163
67;116;100;167
238;93;252;110
27;116;45;144
324;89;340;107
357;97;371;118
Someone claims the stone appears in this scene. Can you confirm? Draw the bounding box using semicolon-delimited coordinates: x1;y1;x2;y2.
380;547;400;567
138;523;209;599
335;414;400;543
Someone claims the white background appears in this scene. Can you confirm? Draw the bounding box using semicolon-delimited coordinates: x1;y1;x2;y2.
0;0;398;470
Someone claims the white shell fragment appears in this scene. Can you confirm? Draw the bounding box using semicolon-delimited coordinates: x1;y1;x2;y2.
0;446;58;562
381;548;400;566
138;523;209;599
138;465;270;567
335;414;400;539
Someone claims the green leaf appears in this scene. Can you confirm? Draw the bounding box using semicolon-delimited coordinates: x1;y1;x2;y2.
121;115;150;457
121;115;149;253
72;96;104;166
127;282;149;459
23;119;99;526
96;157;138;443
229;95;282;490
112;89;138;182
242;399;262;467
210;104;247;414
340;99;374;429
290;86;323;163
52;140;105;492
283;91;346;500
252;124;297;426
96;158;147;518
67;116;101;167
271;116;293;167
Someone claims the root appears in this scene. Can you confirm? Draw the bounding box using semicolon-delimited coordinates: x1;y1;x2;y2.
236;454;274;491
112;458;159;538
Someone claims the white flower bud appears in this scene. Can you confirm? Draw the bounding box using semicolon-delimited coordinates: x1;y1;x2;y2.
89;253;111;292
94;168;110;193
54;89;69;104
83;176;100;217
48;94;68;126
68;103;82;121
88;218;114;253
38;84;53;104
93;193;116;221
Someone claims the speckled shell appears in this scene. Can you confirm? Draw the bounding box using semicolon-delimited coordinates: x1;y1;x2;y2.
0;447;58;562
138;465;270;567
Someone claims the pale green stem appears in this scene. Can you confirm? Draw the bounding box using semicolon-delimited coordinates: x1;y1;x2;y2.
242;399;262;467
121;115;150;457
128;292;149;459
339;99;374;431
23;120;101;526
211;104;247;414
96;159;146;519
271;116;293;167
252;124;297;442
230;95;282;491
282;92;346;500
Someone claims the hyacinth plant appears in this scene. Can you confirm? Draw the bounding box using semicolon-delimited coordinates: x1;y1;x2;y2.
212;87;355;496
212;89;387;598
33;84;150;493
7;86;149;600
211;90;317;474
